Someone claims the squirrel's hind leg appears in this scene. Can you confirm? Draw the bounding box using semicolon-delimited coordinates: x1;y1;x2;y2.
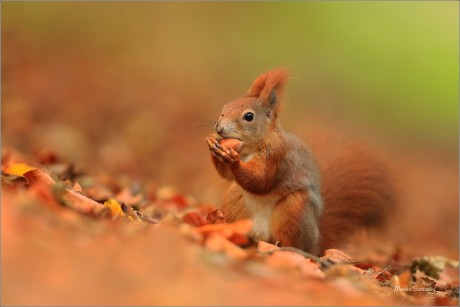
270;191;321;255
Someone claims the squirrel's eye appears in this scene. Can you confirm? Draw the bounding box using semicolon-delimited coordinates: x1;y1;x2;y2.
243;112;254;122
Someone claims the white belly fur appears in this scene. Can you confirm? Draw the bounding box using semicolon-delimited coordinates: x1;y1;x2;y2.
242;191;279;241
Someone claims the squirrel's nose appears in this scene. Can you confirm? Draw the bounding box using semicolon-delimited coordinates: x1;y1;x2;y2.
215;123;224;135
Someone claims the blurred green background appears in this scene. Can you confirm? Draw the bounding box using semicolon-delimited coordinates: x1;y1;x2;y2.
2;1;458;200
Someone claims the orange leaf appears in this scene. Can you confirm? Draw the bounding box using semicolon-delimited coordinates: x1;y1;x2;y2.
265;250;325;279
228;232;250;247
183;211;207;227
197;219;252;237
322;249;353;263
258;241;279;253
23;168;103;215
205;233;248;260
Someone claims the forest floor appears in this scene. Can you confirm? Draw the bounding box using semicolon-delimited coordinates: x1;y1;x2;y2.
2;30;459;306
1;148;458;306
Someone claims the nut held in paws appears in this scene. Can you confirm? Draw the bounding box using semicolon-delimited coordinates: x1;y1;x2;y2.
220;138;244;153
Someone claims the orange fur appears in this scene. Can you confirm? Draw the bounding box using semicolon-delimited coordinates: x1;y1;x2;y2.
230;146;284;195
246;67;288;118
208;68;396;255
270;191;320;254
246;67;288;101
306;130;396;252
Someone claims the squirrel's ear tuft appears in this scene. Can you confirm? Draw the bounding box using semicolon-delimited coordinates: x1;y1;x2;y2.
246;67;288;112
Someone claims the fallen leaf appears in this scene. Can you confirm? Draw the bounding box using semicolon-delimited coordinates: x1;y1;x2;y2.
178;223;203;242
257;241;279;253
398;269;412;289
227;232;251;247
325;264;363;279
1;173;29;187
205;233;248;260
266;250;305;268
265;250;325;279
22;168;103;215
159;212;182;227
72;182;83;194
23;168;56;186
197;219;252;238
438;261;459;288
115;187;144;206
183;211;208;227
156;186;176;200
85;185;114;202
170;195;189;208
3;162;36;176
411;256;447;279
322;249;353;264
58;184;105;215
103;199;125;218
206;209;226;224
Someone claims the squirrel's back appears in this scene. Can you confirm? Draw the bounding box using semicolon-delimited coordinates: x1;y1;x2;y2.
280;131;322;197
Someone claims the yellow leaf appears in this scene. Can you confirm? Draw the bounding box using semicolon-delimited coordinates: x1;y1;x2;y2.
3;163;36;176
103;199;125;217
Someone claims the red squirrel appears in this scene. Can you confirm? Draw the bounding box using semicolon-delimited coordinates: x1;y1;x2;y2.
205;68;395;255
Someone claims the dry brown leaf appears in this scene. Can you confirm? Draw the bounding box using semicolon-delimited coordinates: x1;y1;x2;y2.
183;211;208;227
265;250;325;279
265;250;307;269
178;223;203;242
299;258;326;279
23;168;103;215
85;185;114;202
325;263;364;279
197;219;252;238
205;233;248;260
206;209;226;224
198;204;218;216
438;263;459;288
156;185;176;200
322;249;353;264
23;168;56;186
115;187;144;206
73;182;83;194
398;269;413;289
227;232;250;247
258;241;279;253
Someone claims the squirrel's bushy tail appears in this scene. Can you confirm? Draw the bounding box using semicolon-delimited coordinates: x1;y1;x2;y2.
306;130;397;252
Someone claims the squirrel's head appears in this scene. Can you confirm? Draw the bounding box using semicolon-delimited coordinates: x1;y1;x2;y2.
214;67;288;147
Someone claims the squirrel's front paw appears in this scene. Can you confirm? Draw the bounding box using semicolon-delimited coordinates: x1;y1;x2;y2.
206;135;239;164
226;148;240;164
